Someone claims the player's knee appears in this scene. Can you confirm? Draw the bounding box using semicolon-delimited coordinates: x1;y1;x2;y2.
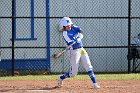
69;72;78;77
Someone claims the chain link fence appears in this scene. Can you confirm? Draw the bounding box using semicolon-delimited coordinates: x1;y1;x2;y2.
0;0;140;76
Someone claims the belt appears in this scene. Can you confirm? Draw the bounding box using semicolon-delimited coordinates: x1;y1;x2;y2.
73;46;82;50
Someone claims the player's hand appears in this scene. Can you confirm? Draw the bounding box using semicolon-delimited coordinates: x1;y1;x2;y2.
77;38;81;43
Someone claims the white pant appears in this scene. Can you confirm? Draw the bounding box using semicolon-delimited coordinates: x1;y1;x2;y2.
67;48;93;77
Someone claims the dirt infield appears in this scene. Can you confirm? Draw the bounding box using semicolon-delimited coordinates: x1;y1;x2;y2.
0;80;140;93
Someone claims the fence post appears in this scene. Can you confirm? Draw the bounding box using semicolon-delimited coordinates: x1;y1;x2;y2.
128;0;131;74
12;0;15;76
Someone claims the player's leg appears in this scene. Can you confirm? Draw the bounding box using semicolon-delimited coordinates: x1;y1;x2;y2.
80;48;100;88
57;49;81;86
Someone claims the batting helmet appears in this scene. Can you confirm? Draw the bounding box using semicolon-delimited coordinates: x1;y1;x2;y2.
59;17;73;31
60;17;73;26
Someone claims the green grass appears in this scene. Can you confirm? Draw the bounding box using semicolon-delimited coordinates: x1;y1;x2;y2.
0;74;140;80
95;74;140;80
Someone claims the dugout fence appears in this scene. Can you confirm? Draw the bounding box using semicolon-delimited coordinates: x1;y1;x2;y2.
0;0;140;76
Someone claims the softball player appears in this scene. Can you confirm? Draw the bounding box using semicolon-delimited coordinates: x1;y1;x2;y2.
57;17;100;88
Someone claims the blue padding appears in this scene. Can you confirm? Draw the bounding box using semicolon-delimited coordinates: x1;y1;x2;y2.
0;58;49;70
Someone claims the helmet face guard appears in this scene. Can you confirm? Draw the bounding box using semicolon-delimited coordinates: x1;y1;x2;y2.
64;25;72;30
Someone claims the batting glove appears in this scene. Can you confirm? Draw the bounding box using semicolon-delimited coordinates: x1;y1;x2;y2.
77;38;81;43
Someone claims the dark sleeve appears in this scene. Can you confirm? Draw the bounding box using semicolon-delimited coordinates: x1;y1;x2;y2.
79;30;83;33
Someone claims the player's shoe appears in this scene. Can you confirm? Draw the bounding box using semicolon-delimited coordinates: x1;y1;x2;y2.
94;83;100;89
57;76;63;87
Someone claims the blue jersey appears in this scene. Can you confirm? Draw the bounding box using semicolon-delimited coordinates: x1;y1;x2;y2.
63;25;83;49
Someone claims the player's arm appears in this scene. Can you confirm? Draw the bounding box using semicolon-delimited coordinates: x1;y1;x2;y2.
73;25;83;40
76;30;83;43
78;30;83;39
63;31;76;46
